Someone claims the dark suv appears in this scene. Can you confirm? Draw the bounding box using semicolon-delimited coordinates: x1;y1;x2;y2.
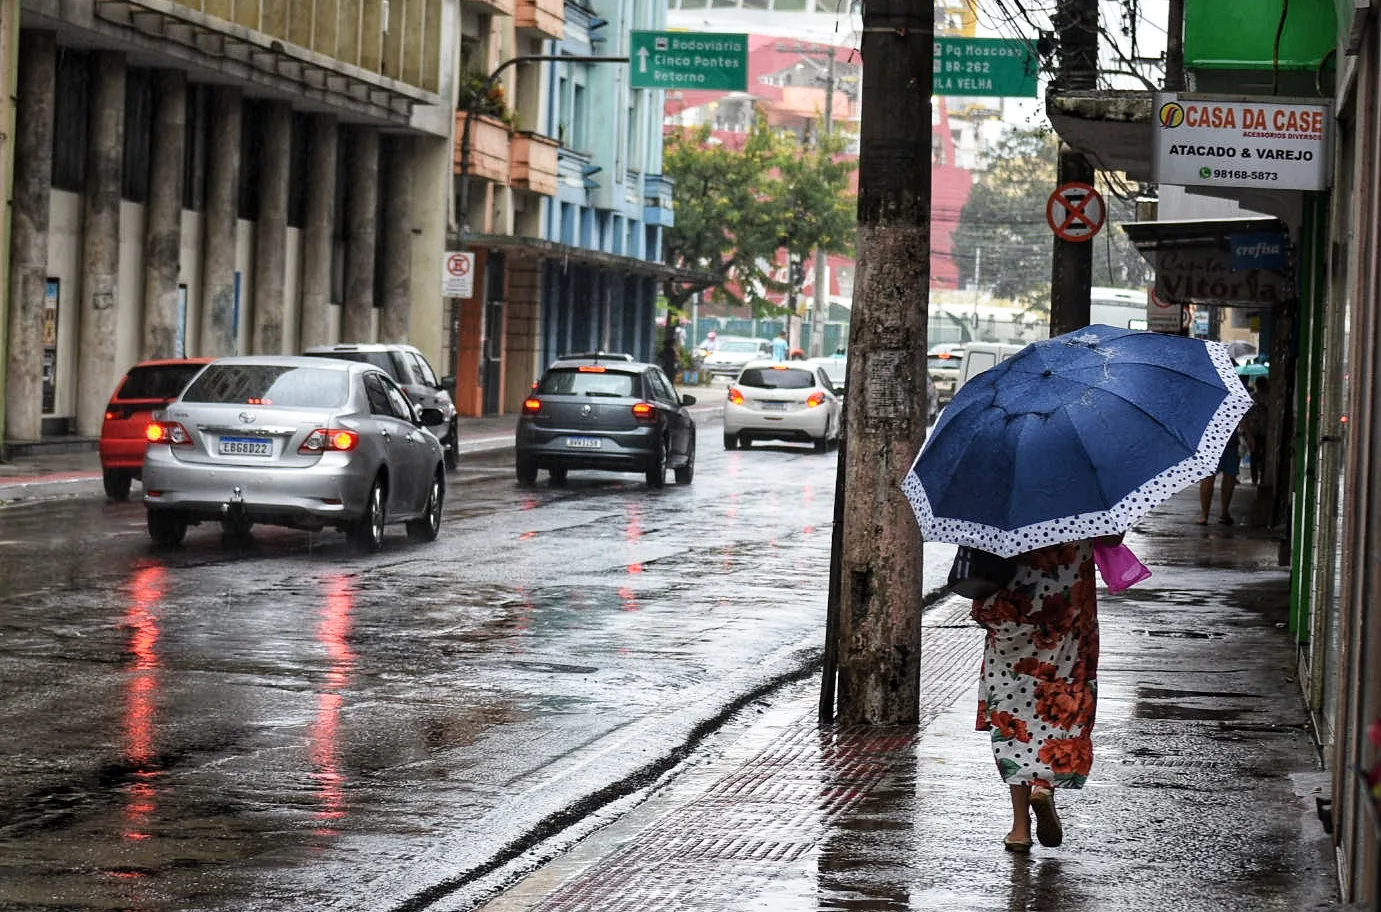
515;355;697;488
303;343;459;468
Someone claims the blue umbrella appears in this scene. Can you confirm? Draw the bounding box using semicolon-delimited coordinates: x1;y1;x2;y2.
903;325;1254;557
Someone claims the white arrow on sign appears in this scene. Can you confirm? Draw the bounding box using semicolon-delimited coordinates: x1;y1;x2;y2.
637;46;650;73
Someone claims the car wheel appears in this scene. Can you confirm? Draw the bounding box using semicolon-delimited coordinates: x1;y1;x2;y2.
549;467;568;486
444;419;459;470
739;434;751;449
646;437;668;488
406;470;444;542
675;435;695;485
813;434;828;454
351;477;386;552
723;433;738;450
147;508;187;547
103;469;132;501
516;456;538;486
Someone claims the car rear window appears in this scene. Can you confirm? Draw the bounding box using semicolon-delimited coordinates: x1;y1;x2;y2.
539;368;639;397
928;353;964;369
117;364;204;400
305;350;395;379
738;367;815;390
182;365;349;408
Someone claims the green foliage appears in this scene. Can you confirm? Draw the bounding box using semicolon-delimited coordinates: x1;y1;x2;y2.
457;71;515;127
663;115;856;317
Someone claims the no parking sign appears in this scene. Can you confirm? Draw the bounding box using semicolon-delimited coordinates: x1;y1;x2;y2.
442;251;475;298
1046;182;1106;243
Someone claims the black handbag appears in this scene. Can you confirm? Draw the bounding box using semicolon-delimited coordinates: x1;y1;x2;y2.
947;546;1018;600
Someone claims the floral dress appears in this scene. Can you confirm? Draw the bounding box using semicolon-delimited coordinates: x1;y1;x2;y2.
971;540;1099;791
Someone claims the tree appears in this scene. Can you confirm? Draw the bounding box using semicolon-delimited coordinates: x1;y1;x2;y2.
951;125;1150;315
662;115;856;320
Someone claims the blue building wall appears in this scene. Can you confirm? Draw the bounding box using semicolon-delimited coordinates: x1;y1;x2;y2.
536;2;670;366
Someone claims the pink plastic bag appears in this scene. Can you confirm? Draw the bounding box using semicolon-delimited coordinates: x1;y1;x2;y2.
1092;542;1152;592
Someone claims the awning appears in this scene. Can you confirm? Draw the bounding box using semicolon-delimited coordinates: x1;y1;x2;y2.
463;234;721;288
1122;217;1295;307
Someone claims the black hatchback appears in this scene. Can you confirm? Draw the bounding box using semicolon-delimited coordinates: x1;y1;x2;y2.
515;357;697;488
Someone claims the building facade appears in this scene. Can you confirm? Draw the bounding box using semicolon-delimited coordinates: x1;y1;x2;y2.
1;0;459;451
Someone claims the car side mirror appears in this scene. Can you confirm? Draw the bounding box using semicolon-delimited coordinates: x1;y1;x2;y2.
418;406;445;426
681;394;697;406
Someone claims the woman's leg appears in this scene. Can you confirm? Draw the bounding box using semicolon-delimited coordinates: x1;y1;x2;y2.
1008;783;1032;843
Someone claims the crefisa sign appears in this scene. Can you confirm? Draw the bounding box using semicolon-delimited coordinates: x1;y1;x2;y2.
1153;93;1332;191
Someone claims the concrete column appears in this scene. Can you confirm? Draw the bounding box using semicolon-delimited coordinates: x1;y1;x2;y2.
75;52;126;438
341;125;379;342
141;70;186;360
378;134;414;343
199;86;242;356
4;31;56;443
298;114;338;349
252;101;291;354
408;134;448;371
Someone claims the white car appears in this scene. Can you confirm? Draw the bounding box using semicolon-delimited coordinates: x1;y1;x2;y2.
702;336;774;378
723;360;842;453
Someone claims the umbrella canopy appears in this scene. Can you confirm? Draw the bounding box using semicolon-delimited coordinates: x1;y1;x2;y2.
903;325;1254;558
1236;362;1269;377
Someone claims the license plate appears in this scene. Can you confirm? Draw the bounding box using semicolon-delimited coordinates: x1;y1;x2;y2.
760;401;787;411
219;435;272;456
564;436;602;449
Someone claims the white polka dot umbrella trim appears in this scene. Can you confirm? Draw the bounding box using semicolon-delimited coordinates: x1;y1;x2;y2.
901;334;1254;558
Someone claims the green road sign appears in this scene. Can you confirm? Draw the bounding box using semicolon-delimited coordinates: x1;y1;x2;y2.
630;30;749;92
933;37;1038;98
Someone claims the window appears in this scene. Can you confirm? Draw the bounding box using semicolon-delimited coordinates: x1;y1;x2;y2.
539;369;637;397
737;367;815;390
183;365;348;407
363;372;394;415
117;364;205;400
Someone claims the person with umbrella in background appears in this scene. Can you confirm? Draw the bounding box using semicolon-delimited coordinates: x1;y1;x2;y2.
904;325;1253;853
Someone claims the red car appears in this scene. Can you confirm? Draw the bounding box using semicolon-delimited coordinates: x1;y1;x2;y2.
99;358;212;500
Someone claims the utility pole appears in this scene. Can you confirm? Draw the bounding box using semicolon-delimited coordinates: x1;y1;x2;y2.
1048;0;1099;336
810;51;837;357
831;2;931;725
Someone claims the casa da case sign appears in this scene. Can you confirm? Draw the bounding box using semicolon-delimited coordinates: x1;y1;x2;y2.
1153;93;1332;192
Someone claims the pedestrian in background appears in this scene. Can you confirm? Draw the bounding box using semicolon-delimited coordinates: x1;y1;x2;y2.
658;330;680;382
970;534;1120;853
1198;402;1247;524
1246;377;1269;486
772;331;788;362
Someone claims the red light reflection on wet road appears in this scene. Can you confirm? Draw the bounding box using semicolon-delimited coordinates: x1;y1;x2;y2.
310;574;357;832
122;562;166;840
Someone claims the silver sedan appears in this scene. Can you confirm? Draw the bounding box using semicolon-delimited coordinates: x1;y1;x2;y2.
142;356;446;550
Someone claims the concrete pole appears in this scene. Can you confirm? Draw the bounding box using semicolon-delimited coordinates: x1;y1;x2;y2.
142;69;186;360
299;114;338;349
0;0;24;443
833;1;932;725
252;101;292;354
378;133;415;343
342;126;380;342
1048;0;1099;337
5;31;56;444
200;86;242;356
76;51;126;438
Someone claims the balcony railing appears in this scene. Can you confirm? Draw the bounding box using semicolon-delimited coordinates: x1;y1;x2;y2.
510;132;561;196
455;112;512;184
463;0;516;16
515;0;564;39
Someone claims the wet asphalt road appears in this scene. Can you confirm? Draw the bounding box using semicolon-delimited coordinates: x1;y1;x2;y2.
0;419;957;912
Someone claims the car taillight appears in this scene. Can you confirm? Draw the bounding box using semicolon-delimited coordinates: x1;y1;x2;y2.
146;421;191;445
632;402;656;422
806;391;826;408
523;397;542;415
300;428;360;453
727;387;744;405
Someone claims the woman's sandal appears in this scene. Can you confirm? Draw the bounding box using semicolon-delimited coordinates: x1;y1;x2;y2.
1003;834;1033;853
1030;790;1064;848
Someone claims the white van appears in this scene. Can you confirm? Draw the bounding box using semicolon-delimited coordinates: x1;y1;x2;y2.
954;342;1025;396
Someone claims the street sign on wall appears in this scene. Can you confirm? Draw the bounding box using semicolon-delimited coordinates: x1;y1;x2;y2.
630;31;749;91
1153;93;1332;191
933;37;1038;98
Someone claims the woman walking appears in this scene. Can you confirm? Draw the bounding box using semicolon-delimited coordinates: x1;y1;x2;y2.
970;535;1117;852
